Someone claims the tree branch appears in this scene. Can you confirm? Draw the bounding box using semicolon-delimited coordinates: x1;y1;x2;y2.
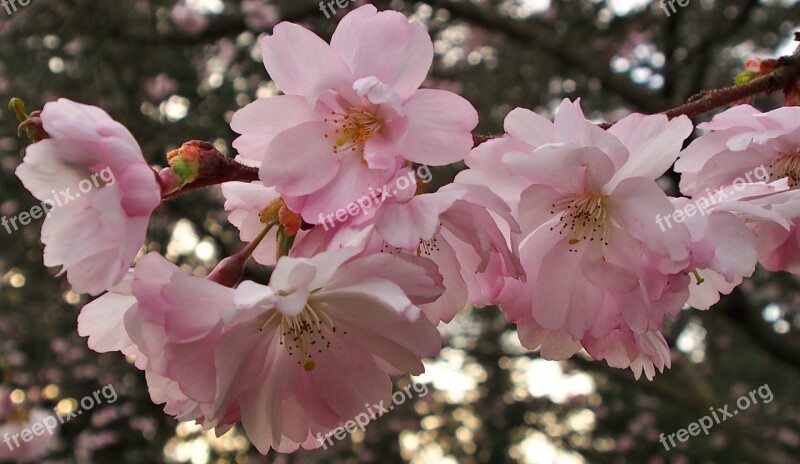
662;52;800;120
593;48;800;129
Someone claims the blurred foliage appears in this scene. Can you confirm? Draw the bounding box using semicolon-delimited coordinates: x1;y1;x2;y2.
0;0;799;463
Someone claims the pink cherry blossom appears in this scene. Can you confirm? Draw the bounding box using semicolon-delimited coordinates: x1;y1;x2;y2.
490;99;694;342
126;253;234;426
516;254;688;380
292;181;524;324
231;4;478;223
86;243;442;454
517;261;685;381
207;243;443;453
77;268;207;422
743;188;800;273
670;183;789;309
15;98;161;296
675;104;800;196
675;105;800;273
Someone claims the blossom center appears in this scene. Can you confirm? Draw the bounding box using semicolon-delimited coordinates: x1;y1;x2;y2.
324;108;382;156
261;302;343;371
767;149;800;188
550;194;610;250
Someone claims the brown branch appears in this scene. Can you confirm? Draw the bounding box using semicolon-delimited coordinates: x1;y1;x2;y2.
680;0;761;101
663;54;800;120
594;49;800;129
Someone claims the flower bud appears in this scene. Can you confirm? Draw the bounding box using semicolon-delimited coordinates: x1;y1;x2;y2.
166;140;226;185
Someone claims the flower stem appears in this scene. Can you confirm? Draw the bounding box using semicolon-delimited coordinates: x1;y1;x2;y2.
206;220;277;287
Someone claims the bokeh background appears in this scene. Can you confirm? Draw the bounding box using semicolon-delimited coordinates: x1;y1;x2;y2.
0;0;799;463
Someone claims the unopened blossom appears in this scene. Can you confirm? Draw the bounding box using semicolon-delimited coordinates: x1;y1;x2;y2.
15;98;161;296
231;4;478;223
488;99;694;341
675;105;800;273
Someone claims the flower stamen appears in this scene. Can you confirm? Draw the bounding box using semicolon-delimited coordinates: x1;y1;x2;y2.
323;108;382;156
261;303;342;371
767;148;800;188
550;195;609;251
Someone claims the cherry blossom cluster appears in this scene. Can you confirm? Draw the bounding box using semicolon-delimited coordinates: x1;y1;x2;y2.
11;3;800;456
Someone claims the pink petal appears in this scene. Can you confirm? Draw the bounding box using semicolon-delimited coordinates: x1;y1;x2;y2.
553;99;628;169
396;89;478;165
505;144;616;195
292;154;391;224
77;272;142;358
261;22;352;99
419;236;469;323
231;96;319;166
330;5;379;68
517;324;581;360
504;107;556;147
328;253;443;304
529;234;605;339
609;177;691;272
607;114;693;189
260;121;342;196
162;272;235;342
349;11;433;100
